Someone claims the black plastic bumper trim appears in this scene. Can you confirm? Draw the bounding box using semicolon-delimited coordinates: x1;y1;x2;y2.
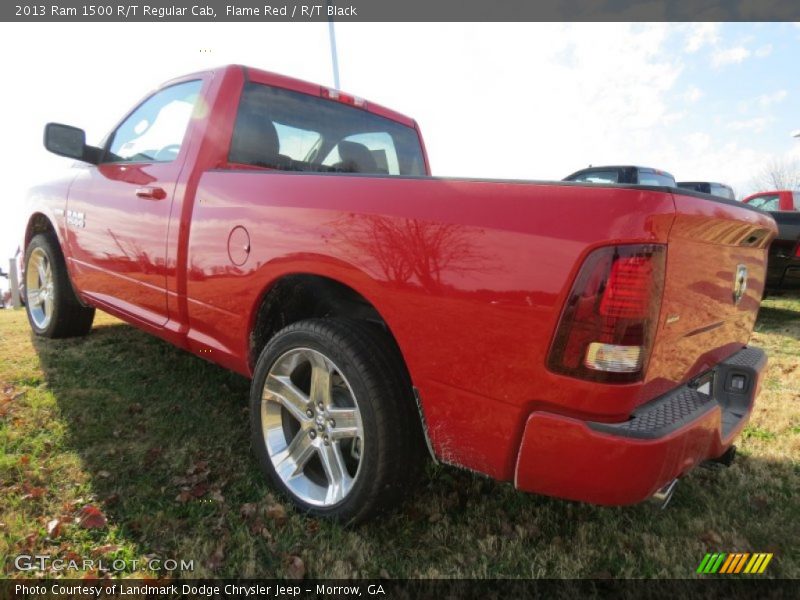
586;346;766;440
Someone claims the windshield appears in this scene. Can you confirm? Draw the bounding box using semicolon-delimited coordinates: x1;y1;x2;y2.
229;82;426;176
638;171;676;187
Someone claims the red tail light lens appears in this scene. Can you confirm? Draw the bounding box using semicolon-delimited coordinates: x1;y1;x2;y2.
547;244;666;383
795;243;800;258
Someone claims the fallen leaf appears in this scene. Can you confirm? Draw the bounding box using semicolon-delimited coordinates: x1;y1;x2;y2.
187;461;208;475
144;447;163;467
248;517;266;536
175;490;192;504
103;493;120;507
22;532;38;550
77;505;108;529
190;483;209;498
92;544;120;557
240;503;258;519
379;568;390;579
20;455;30;466
265;503;287;525
97;470;111;479
206;544;225;571
209;489;224;503
22;486;46;500
700;530;722;546
306;520;320;535
285;555;305;579
46;518;62;538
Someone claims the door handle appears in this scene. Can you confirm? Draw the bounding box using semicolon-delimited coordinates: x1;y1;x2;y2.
136;186;167;200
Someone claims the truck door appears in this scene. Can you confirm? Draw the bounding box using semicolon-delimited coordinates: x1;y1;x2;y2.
64;80;202;326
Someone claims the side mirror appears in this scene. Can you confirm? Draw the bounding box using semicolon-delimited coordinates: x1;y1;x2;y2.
43;123;100;164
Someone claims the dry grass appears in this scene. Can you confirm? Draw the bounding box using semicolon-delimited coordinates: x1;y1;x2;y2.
1;297;798;579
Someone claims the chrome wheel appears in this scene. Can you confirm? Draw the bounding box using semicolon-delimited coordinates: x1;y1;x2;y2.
261;348;364;507
26;247;54;330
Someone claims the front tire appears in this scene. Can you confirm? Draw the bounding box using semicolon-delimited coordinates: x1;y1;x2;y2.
250;318;423;524
24;233;95;338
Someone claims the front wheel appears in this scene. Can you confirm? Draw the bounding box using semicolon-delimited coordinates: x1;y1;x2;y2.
24;233;95;338
250;318;423;524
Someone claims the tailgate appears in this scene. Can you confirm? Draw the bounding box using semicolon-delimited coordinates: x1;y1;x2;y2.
645;193;777;397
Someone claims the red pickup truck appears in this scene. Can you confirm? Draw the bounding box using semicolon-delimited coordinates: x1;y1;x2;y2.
23;65;775;522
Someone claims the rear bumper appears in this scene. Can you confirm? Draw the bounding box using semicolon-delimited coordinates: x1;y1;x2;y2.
514;346;767;505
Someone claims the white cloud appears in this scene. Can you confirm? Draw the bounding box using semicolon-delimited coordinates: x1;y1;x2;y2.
726;117;773;134
757;90;788;108
711;46;751;67
685;23;720;53
755;44;773;57
683;86;704;103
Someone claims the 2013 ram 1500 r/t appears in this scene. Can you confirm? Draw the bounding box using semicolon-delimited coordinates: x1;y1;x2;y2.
23;65;775;522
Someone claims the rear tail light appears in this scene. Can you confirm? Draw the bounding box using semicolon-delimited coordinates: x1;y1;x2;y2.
795;243;800;258
320;87;366;108
547;244;666;383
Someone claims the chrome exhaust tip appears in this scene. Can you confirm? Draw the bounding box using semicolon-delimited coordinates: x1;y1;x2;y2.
650;478;679;509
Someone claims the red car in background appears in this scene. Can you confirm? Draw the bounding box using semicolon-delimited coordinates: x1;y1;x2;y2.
21;65;775;522
743;190;800;292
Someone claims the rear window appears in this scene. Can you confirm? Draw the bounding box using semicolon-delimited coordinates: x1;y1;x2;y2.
710;184;735;200
567;170;620;183
229;82;425;176
747;194;780;211
678;182;708;193
638;171;676;187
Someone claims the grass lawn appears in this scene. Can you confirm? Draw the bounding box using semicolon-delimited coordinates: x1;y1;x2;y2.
1;296;798;579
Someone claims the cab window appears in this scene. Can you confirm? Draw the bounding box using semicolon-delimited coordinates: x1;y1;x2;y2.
568;170;619;183
228;82;425;175
105;80;202;163
747;194;779;211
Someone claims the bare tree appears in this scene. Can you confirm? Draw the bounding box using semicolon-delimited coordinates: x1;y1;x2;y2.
748;158;800;194
326;214;494;292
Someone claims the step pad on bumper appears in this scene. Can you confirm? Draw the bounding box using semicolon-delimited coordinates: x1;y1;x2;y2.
587;347;766;440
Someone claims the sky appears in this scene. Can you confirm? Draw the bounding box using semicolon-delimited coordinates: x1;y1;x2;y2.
1;22;799;290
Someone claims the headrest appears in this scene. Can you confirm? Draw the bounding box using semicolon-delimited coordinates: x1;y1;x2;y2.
337;140;378;173
229;109;280;166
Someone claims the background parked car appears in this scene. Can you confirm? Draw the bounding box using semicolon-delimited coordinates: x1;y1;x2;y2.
563;165;676;187
743;190;800;293
677;181;735;200
743;190;799;211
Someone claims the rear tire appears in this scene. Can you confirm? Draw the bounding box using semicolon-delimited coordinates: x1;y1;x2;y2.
250;318;424;524
24;233;95;338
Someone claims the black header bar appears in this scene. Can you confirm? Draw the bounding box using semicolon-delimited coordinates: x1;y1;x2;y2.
4;0;800;22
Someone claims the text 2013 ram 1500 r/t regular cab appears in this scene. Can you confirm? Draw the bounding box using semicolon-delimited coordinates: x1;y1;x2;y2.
24;65;776;522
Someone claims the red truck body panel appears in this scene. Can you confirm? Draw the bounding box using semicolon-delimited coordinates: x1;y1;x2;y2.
24;65;775;504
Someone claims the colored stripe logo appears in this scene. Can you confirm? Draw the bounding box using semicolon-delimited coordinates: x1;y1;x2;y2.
697;553;773;574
